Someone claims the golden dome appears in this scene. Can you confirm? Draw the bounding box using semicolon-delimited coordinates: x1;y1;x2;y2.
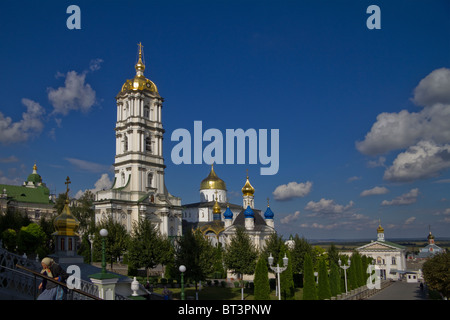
213;197;221;214
377;224;384;233
200;164;227;190
242;172;255;196
119;42;158;95
52;201;80;236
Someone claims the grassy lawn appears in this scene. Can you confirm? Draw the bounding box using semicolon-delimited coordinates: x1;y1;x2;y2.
151;285;303;300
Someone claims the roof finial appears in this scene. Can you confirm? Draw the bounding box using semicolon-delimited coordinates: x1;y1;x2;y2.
64;176;71;201
135;42;145;74
267;197;270;207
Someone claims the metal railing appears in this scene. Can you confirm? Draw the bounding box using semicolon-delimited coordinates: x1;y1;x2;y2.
15;264;102;300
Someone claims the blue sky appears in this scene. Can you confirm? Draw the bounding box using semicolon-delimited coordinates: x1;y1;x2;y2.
1;0;450;240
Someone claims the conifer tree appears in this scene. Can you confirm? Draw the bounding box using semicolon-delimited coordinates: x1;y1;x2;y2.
280;248;295;300
317;259;331;300
302;253;317;300
329;261;341;297
254;255;271;300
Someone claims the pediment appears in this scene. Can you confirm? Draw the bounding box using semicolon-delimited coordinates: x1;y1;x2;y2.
357;241;403;252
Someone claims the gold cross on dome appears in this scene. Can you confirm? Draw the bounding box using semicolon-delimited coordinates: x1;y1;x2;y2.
138;42;143;54
65;176;71;197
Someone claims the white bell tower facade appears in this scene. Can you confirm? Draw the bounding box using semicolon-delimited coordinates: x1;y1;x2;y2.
95;43;182;238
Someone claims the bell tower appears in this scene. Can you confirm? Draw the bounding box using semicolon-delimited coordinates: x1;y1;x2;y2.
114;42;165;195
94;43;182;237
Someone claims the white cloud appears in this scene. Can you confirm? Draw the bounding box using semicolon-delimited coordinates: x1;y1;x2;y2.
0;156;19;163
383;140;450;182
272;181;312;201
360;186;389;197
356;104;450;155
66;158;112;173
305;198;354;215
347;176;361;182
356;68;450;156
404;217;416;225
75;173;112;199
280;211;301;224
367;156;386;168
89;58;104;72
48;71;96;115
412;67;450;106
381;188;419;206
0;98;45;144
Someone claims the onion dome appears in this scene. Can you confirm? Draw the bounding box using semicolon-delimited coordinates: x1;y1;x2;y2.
119;42;158;95
52;201;80;236
223;205;233;220
241;172;255;196
244;205;254;218
52;177;80;236
200;164;227;190
377;224;384;233
264;205;274;220
427;231;435;240
27;163;42;184
213;196;221;215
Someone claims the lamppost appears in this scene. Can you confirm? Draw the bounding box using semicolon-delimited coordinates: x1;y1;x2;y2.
100;229;108;274
338;258;351;294
268;253;288;300
179;265;186;300
88;234;94;264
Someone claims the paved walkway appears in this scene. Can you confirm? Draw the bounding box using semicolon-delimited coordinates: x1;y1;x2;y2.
367;281;427;300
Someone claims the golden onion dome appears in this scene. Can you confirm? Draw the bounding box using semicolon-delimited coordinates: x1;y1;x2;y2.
200;165;227;190
119;42;158;95
377;224;384;233
52;201;80;236
213;198;221;214
241;173;255;196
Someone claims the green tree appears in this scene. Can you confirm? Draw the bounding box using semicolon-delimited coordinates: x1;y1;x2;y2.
280;247;295;300
317;259;331;300
176;228;216;292
348;254;358;290
17;223;47;255
289;235;313;275
423;252;450;299
254;255;271;300
0;209;31;235
327;244;340;267
53;193;68;214
329;261;341;297
262;233;285;263
1;228;17;252
71;190;95;234
223;227;258;299
302;253;317;300
96;217;129;269
127;219;173;281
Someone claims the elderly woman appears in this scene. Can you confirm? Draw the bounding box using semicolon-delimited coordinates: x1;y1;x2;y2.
37;257;68;300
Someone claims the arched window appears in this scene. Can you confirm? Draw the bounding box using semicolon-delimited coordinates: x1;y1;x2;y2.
147;173;153;188
144;106;150;119
121;172;125;186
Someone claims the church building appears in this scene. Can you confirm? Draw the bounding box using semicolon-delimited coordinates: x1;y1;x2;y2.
94;43;182;238
182;165;276;250
355;223;407;280
0;163;56;221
